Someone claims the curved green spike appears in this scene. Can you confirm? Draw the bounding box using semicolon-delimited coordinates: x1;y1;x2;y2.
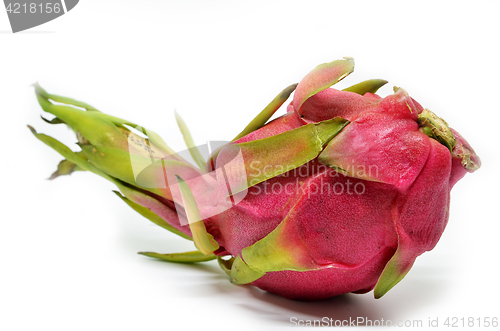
342;79;388;95
217;256;235;277
218;117;349;194
34;86;129;150
293;57;354;111
374;250;414;299
48;154;86;180
33;82;98;111
175;175;219;255
230;196;324;285
28;125;110;179
175;111;207;170
230;214;319;284
230;256;266;284
113;191;192;240
28;124;126;190
138;250;215;263
41;116;65;125
233;83;298;141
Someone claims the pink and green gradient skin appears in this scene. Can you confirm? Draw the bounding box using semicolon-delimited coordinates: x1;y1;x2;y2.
30;58;480;301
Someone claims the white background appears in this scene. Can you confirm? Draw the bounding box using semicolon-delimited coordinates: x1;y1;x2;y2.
1;1;499;330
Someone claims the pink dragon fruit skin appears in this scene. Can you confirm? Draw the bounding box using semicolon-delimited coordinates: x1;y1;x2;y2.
30;58;480;301
205;59;480;300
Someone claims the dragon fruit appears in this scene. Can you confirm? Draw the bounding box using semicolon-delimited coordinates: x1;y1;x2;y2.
29;58;480;300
